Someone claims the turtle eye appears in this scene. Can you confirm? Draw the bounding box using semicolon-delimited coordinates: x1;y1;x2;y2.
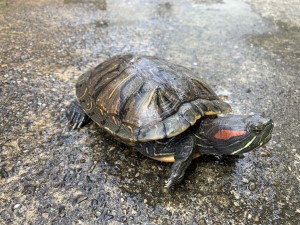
252;128;261;134
252;123;264;134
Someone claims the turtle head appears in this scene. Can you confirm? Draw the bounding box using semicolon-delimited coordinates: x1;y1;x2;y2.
196;115;274;155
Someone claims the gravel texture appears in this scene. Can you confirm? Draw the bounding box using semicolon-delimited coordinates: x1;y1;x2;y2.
0;0;299;224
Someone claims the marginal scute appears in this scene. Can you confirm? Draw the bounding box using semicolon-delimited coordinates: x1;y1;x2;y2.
117;124;135;142
178;103;200;125
137;122;166;142
75;54;231;142
90;108;108;126
192;98;231;115
103;115;122;134
163;112;190;138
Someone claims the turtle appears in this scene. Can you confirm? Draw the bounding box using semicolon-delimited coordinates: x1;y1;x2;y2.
66;54;274;188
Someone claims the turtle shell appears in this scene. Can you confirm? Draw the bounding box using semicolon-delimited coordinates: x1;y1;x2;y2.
75;54;231;143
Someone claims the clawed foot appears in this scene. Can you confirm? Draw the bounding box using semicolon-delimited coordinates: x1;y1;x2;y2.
164;159;191;189
163;135;195;188
66;101;91;129
164;175;183;189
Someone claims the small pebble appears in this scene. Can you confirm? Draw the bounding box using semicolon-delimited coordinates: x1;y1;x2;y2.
254;215;260;222
260;150;270;157
13;204;21;210
103;214;114;221
242;178;249;183
248;182;256;191
59;206;66;218
233;202;240;207
234;193;240;200
42;213;49;219
1;169;9;178
76;195;88;204
198;219;207;225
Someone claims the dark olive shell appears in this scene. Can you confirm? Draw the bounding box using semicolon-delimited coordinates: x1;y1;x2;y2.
76;54;231;143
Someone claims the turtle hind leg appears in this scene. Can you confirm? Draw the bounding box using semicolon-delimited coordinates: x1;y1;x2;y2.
66;101;91;129
165;135;195;188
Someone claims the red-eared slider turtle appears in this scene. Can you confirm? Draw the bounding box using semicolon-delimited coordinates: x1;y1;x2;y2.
66;54;274;188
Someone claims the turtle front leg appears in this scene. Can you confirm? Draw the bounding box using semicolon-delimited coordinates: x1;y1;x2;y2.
165;135;195;188
66;101;91;129
137;135;195;188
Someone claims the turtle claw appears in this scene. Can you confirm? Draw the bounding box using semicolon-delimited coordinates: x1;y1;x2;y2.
72;120;84;129
72;122;78;130
66;101;91;129
164;179;173;189
164;171;185;189
78;121;84;128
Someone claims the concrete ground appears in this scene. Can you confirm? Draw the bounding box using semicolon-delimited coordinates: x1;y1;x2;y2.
0;0;299;224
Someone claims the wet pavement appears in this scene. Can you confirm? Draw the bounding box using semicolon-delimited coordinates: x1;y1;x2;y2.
0;0;299;224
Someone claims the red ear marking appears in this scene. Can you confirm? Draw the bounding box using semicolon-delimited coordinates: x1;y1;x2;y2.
214;130;246;140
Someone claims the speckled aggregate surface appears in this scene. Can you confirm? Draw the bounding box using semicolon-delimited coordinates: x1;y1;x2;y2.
0;0;299;224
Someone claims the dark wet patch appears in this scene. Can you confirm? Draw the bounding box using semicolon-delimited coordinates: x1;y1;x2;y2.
249;22;300;72
63;0;107;10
